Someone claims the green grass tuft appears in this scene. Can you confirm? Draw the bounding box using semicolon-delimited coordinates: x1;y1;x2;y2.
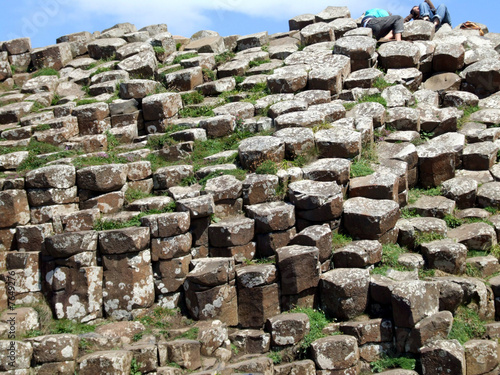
332;232;353;249
76;98;98;106
414;232;446;246
268;350;283;365
130;358;142;375
372;76;396;91
448;306;486;344
358;93;387;107
32;123;51;132
215;51;236;66
153;46;166;54
172;53;198;64
457;105;480;129
178;105;215;118
371;244;408;275
350;159;374;178
443;214;464;229
255;160;278;175
371;355;416;373
287;307;332;357
32;67;60;78
408;186;442;204
170;327;199;340
181;91;205;105
249;59;271;68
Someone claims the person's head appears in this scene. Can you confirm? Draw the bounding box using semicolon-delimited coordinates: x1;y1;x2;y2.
411;6;420;18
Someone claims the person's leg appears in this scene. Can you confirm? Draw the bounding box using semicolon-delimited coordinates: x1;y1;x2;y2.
418;1;433;19
369;16;403;41
432;4;451;27
393;15;404;40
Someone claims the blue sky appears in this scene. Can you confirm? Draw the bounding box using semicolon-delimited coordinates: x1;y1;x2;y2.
1;0;498;49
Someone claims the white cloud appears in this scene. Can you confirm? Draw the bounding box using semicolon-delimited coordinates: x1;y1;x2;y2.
69;0;409;36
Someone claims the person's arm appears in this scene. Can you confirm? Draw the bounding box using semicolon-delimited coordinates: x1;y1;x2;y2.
404;13;413;22
425;0;437;11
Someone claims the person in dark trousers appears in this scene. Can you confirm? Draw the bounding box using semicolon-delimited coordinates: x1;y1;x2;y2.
362;8;404;41
404;0;452;28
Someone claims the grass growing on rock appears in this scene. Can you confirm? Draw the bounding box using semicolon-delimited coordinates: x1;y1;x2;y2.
124;189;155;205
448;305;487;344
89;66;112;79
8;139;79;173
169;327;199;340
372;76;396;91
130;358;142;375
160;66;184;77
76;98;98;106
20;302;97;339
371;244;409;276
93;204;176;231
195;169;247;189
358;93;387;107
408;186;442;204
371;354;416;373
332;232;353;249
350;141;378;178
350;159;374;178
414;232;446;246
172;53;198;64
255;160;278;175
457;104;480;129
32;67;60;78
153;46;166;54
268;350;283;365
215;51;236;66
249;59;271;68
181;91;205;105
287;307;333;357
178;105;216;118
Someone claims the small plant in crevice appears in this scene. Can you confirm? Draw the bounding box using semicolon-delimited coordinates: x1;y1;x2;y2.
168;327;199;340
358;93;387;107
249;59;271;68
234;75;246;85
371;243;410;276
332;232;352;250
153;46;166;54
89;66;112;79
443;214;464;229
287;307;333;358
214;51;236;66
181;91;204;105
93;204;176;231
268;350;283;365
130;358;142;375
372;76;396;91
178;105;215;118
400;208;420;219
32;67;60;78
408;186;442;204
414;231;446;246
202;68;216;82
371;354;416;373
457;104;480;129
448;305;487;344
172;52;198;64
350;159;374;178
255;160;278;175
76;98;98;106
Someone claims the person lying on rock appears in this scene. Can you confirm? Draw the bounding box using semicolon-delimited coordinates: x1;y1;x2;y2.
361;8;404;41
404;0;452;28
